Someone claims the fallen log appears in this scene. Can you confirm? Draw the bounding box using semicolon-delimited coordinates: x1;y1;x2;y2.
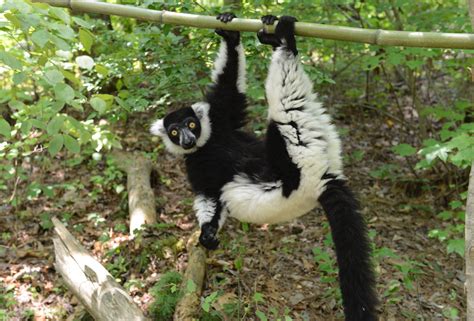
174;230;208;321
52;217;147;321
112;151;157;236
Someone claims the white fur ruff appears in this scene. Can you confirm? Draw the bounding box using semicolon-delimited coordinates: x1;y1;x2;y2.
221;48;344;225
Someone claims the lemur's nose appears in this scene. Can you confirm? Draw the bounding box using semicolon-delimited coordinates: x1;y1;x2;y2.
182;139;196;149
180;129;196;149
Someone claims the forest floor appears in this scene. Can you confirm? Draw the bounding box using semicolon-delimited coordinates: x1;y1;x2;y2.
0;100;465;320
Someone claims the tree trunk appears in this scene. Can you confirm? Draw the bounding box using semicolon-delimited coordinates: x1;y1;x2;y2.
52;217;147;321
173;230;207;321
113;151;157;236
465;1;474;320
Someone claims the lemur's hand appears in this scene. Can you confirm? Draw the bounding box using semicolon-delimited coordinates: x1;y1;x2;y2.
199;223;220;250
215;13;240;45
258;15;298;55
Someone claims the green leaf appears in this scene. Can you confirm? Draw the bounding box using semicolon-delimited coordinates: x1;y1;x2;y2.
21;120;32;135
47;115;64;135
0;51;22;69
63;134;80;153
447;134;473;150
49;7;70;24
392;144;416;157
95;64;109;77
447;238;464;257
73;17;93;28
31;29;50;48
0;118;12;138
31;119;46;130
44;69;64;85
451;147;474;166
437;211;453;220
4;13;22;28
13;72;26;85
54;83;75;102
55;25;75;40
62;69;81;86
90;97;106;114
253;292;265;303
386;52;404;65
48;134;64;156
256;310;268;321
449;200;463;210
50;34;70;51
201;292;218;313
79;28;94;53
406;59;424;70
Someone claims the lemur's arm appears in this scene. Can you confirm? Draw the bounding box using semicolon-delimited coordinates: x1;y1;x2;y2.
206;13;247;129
194;195;227;250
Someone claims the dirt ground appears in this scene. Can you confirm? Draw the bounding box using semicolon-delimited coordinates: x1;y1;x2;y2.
0;104;465;320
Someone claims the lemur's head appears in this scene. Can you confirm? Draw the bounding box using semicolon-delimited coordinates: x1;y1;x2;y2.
150;102;211;155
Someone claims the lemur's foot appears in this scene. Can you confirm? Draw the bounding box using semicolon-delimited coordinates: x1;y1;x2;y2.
199;223;220;250
215;12;240;44
257;15;280;47
258;15;298;55
261;14;279;25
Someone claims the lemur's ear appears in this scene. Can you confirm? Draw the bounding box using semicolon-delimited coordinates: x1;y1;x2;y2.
150;119;166;136
192;102;210;119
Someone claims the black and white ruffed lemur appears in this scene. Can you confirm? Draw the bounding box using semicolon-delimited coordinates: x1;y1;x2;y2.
150;13;378;321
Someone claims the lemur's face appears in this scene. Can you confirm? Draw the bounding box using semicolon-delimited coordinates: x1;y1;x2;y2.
150;102;211;155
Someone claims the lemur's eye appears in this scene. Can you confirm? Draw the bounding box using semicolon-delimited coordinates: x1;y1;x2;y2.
188;122;196;129
170;129;178;137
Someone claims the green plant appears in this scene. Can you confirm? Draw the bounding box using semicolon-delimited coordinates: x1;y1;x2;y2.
0;282;16;319
148;271;183;321
428;199;465;257
312;229;340;299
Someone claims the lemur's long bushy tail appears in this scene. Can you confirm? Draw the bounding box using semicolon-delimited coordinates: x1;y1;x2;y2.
318;179;378;321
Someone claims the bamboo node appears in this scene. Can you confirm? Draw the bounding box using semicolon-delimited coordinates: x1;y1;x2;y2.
158;10;165;24
373;29;383;45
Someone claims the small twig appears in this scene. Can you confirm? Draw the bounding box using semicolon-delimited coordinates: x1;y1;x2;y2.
359;102;407;126
8;176;21;203
380;64;408;127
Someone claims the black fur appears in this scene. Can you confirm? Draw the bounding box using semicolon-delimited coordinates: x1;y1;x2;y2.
266;121;300;197
319;179;378;321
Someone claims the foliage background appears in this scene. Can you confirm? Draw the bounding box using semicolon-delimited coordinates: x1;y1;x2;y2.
0;0;472;320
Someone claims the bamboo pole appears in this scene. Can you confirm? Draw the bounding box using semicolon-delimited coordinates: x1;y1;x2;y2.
32;0;474;50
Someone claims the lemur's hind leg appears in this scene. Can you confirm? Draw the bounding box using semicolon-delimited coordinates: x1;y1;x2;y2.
259;15;378;321
258;15;298;55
